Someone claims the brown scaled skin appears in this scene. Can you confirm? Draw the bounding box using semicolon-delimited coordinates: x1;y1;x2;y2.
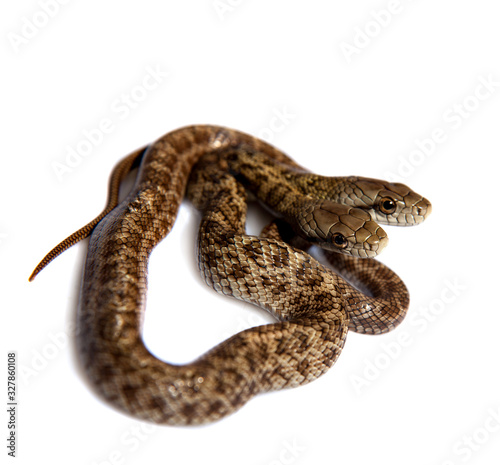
224;148;432;227
29;125;430;425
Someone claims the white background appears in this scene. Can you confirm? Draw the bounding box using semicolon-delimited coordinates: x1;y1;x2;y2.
2;1;500;464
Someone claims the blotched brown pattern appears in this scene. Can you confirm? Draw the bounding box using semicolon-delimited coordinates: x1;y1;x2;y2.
31;125;430;425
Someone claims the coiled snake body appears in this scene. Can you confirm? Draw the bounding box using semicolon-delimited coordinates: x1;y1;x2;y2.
30;125;431;425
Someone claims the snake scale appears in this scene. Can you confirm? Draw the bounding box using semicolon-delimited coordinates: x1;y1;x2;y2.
30;125;431;425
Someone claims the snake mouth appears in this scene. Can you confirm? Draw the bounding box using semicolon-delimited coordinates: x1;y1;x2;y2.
348;222;389;258
396;198;433;226
412;198;432;224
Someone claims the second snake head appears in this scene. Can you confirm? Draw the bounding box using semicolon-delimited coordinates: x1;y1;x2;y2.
295;200;388;258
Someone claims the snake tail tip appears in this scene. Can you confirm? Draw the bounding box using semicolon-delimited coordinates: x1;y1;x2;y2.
28;268;41;282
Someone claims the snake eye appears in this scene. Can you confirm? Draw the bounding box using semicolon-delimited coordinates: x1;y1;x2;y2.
332;233;347;248
380;197;397;215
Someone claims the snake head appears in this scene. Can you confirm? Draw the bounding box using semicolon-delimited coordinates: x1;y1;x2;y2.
351;178;432;226
297;200;388;258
